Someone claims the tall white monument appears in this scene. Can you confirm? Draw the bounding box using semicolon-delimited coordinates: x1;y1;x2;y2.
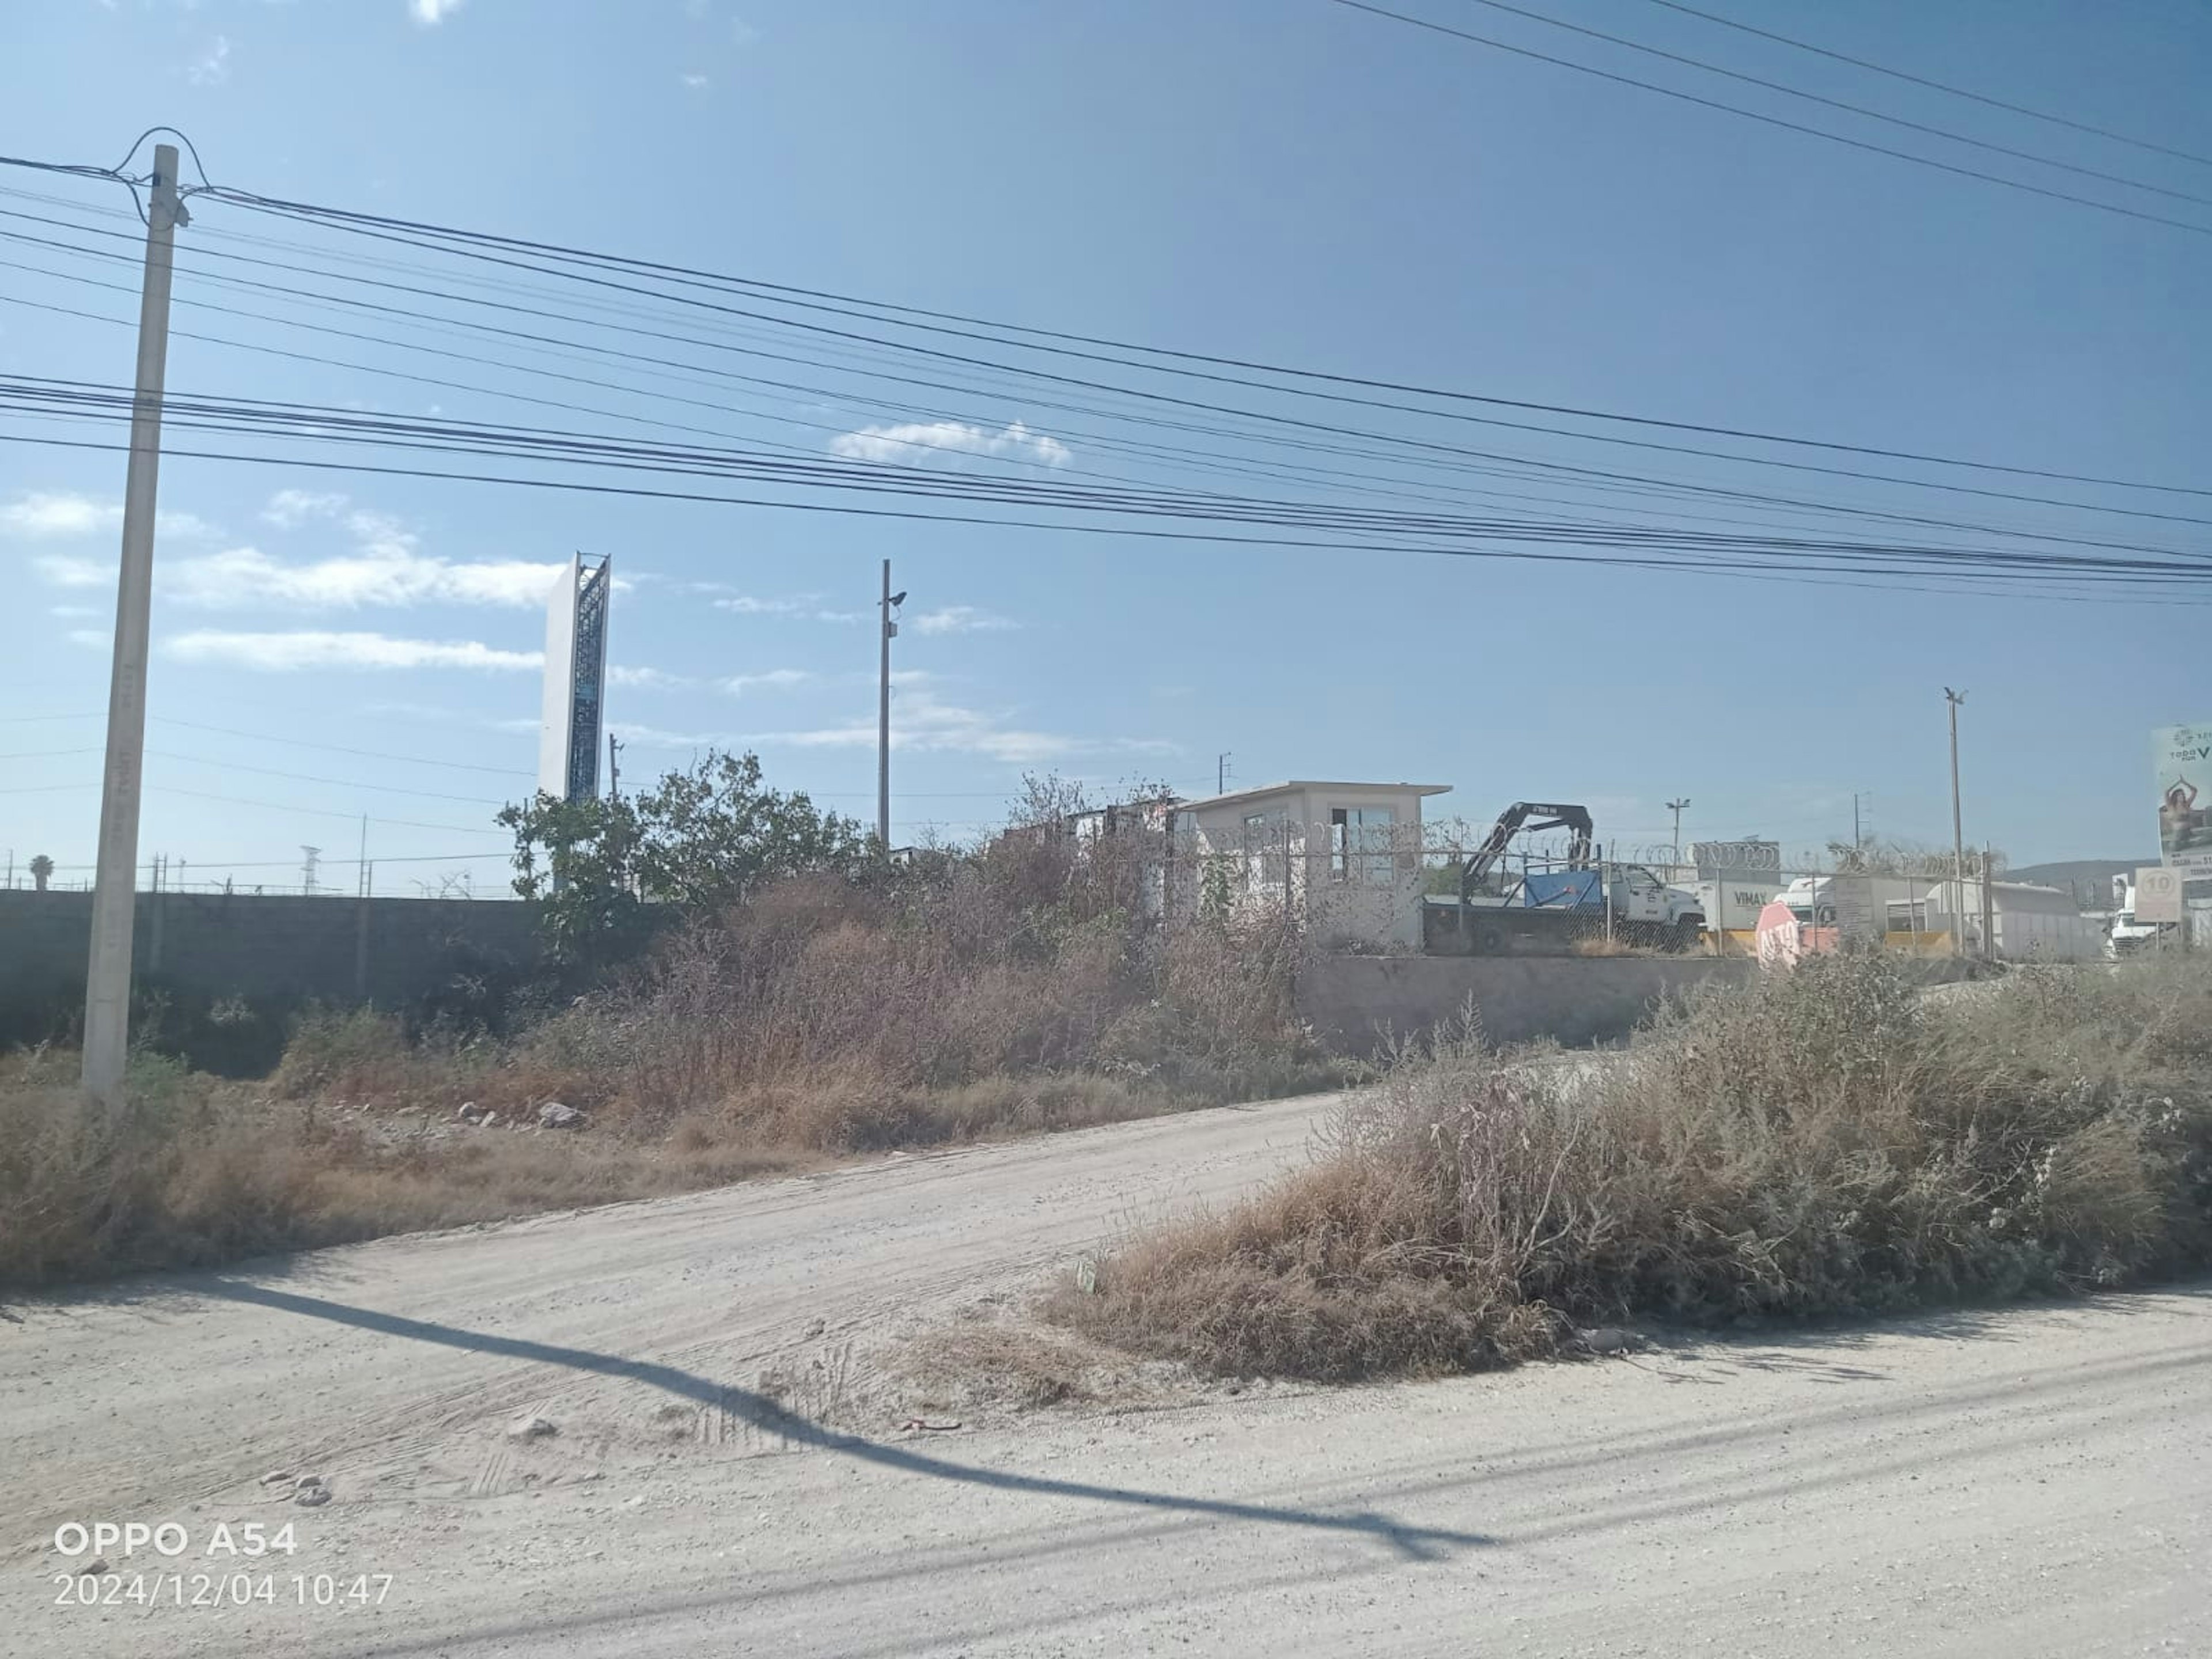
539;552;612;802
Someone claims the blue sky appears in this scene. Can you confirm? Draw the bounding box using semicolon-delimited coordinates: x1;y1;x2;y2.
2;0;2206;892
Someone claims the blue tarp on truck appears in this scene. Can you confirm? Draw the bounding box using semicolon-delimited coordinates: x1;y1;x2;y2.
1520;869;1603;910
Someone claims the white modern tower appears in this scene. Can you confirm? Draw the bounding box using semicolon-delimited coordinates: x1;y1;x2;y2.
539;552;612;802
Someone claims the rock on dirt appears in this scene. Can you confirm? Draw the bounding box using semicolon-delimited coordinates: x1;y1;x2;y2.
509;1415;558;1442
537;1102;586;1131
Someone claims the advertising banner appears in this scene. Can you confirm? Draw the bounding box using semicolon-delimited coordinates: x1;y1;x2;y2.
2155;722;2212;874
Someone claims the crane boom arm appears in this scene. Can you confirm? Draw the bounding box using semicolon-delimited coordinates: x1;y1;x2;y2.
1460;801;1596;900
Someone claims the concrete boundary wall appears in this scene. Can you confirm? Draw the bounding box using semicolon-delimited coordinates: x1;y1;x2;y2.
1298;955;1758;1054
0;890;541;1062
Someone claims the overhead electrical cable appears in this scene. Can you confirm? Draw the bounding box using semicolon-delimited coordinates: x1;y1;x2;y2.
1634;0;2212;170
1323;1;2212;239
1452;0;2212;208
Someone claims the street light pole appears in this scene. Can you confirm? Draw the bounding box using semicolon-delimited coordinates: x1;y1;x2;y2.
82;143;187;1113
1666;798;1690;872
1945;687;1968;958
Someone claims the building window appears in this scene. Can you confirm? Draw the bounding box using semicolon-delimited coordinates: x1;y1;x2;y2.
1330;806;1396;885
1243;812;1276;894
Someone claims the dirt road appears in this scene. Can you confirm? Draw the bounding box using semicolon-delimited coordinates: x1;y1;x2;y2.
6;1090;2207;1657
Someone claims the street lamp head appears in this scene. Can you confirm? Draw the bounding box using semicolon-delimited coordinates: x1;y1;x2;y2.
889;590;907;608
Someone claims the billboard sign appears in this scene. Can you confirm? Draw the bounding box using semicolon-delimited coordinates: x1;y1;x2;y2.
2155;721;2212;874
1829;873;1880;945
2134;865;2183;925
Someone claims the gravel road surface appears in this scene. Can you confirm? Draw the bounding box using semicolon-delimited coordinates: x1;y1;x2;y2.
5;1089;2206;1657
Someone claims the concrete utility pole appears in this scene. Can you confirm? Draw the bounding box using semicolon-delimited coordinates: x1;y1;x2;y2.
1945;687;1968;959
82;143;186;1112
1666;798;1690;869
877;560;904;852
607;732;623;800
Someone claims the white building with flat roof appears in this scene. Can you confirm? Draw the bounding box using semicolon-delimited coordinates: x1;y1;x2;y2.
1171;779;1451;952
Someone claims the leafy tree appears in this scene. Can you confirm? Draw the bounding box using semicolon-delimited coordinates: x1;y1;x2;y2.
28;854;53;892
497;791;649;965
499;750;871;967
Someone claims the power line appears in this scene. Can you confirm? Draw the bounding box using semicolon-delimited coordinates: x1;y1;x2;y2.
12;147;2212;500
10;373;2202;588
164;175;2212;498
12;192;2212;555
1635;0;2212;171
0;775;512;835
199;177;2212;495
17;264;2212;566
153;716;535;778
5;424;2200;612
143;748;512;808
1325;0;2212;239
20;243;2205;561
1453;0;2212;209
43;848;516;874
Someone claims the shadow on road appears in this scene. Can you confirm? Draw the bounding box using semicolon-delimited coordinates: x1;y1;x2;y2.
196;1278;1493;1563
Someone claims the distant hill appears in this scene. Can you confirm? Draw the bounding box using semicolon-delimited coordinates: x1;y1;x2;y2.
2005;858;2153;906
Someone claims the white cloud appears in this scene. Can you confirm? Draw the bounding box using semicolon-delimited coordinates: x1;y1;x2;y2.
260;488;349;528
33;554;109;590
718;668;813;696
166;631;541;673
607;665;696;690
29;495;563;610
912;605;1018;636
50;604;101;619
680;72;709;90
712;593;865;623
2;491;215;540
746;687;1080;764
828;419;1073;469
607;721;741;749
67;630;109;652
186;35;230;85
713;593;809;615
409;0;463;24
154;543;565;610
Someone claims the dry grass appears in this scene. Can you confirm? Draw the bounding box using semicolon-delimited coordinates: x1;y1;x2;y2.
0;1045;821;1287
894;1323;1111;1411
264;863;1339;1154
1052;953;2212;1381
4;850;1342;1288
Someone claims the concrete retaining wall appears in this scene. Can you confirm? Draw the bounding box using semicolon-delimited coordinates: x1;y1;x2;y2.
1299;954;1759;1053
0;889;543;1069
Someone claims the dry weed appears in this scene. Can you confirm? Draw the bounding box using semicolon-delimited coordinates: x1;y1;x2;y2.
1054;953;2212;1380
